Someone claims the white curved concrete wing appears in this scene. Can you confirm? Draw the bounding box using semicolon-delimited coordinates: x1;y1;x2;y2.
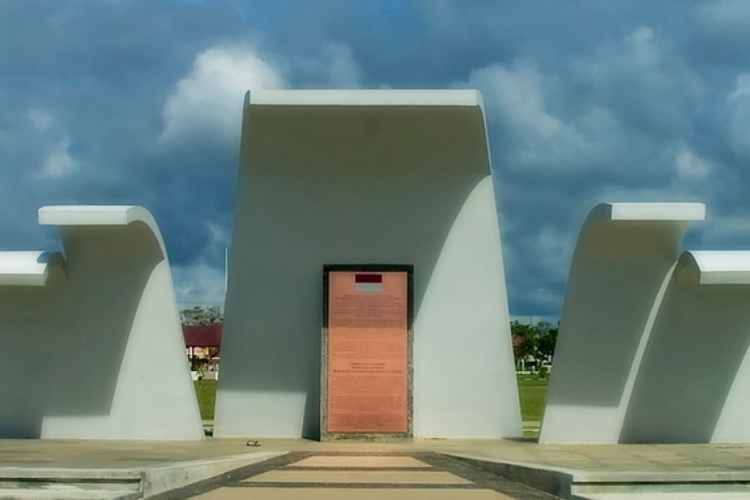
0;251;66;286
540;202;705;444
0;206;203;440
216;89;521;439
621;251;750;443
38;205;168;255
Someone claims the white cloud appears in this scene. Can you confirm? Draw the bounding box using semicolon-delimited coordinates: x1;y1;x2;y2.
28;109;53;131
592;182;705;207
467;59;562;140
38;136;81;179
457;27;707;183
172;262;226;309
172;220;230;308
675;146;712;181
459;59;624;174
159;41;366;147
729;73;750;100
693;0;750;41
160;45;285;146
727;73;750;161
461;60;577;168
578;26;659;85
322;43;361;88
295;42;362;88
204;220;229;248
695;213;750;248
535;224;576;282
575;25;703;97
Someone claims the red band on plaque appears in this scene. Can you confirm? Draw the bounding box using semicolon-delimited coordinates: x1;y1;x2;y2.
327;271;408;433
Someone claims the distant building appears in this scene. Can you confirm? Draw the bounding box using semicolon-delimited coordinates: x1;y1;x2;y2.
183;324;222;377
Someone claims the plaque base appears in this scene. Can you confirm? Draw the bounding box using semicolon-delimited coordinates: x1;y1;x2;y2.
320;432;412;443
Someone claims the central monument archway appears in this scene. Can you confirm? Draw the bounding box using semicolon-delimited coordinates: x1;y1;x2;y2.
215;90;520;439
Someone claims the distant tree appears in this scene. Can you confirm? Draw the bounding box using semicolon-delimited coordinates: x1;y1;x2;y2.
511;321;534;360
511;320;559;371
207;346;220;359
536;321;559;362
180;305;223;325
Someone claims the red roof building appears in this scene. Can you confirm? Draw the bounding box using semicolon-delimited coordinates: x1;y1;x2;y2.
183;324;222;348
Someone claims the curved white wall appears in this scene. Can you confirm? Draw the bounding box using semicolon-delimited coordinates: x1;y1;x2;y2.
540;203;705;444
215;89;521;439
621;251;750;443
0;206;203;440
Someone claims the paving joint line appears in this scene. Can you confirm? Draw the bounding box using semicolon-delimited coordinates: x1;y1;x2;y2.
280;466;435;472
289;451;418;456
232;482;481;489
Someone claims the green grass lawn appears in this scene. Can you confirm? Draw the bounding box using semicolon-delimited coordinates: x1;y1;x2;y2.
517;375;549;423
193;380;217;421
194;377;549;428
518;375;549;438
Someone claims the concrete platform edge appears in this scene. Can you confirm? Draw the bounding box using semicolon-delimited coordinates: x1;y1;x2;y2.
445;452;750;499
0;451;287;499
0;468;143;480
141;451;287;498
445;452;575;498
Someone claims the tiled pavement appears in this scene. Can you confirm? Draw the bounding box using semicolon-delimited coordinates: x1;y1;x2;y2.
3;438;750;476
4;440;750;498
161;453;559;500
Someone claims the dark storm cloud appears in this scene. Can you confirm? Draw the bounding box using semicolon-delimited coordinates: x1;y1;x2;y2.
0;0;246;293
1;0;749;312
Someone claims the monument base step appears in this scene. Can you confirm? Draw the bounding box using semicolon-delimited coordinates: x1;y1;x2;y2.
0;469;142;500
571;473;750;498
0;451;285;499
0;487;139;500
447;453;750;500
577;494;750;500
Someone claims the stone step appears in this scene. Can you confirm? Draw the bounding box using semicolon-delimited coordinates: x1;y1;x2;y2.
0;486;139;500
576;493;750;500
571;471;750;498
0;451;285;499
0;468;143;498
448;453;750;500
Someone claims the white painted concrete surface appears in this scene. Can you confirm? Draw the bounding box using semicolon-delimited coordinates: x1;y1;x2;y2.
215;89;521;439
540;203;705;444
0;251;66;286
621;250;750;443
0;206;203;440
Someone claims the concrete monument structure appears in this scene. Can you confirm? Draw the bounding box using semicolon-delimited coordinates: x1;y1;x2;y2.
216;89;521;439
0;206;203;440
540;203;705;444
621;251;750;443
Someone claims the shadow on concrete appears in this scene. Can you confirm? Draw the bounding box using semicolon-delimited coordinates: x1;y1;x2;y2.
620;273;750;443
0;223;161;438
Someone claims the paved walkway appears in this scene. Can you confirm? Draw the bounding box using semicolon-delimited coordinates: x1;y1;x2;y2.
3;439;750;498
3;438;750;477
162;452;557;500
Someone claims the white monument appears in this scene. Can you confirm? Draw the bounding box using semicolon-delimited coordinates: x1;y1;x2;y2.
621;250;750;443
0;206;203;440
215;89;521;439
540;202;705;444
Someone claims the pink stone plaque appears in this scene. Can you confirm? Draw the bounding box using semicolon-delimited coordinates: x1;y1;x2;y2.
326;271;408;434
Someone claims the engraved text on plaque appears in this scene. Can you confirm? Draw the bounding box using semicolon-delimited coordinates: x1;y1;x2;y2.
325;269;410;435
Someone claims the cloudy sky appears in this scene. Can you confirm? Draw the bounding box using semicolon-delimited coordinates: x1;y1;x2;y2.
1;0;749;318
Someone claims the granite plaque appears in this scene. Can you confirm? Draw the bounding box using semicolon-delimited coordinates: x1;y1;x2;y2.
321;265;413;441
